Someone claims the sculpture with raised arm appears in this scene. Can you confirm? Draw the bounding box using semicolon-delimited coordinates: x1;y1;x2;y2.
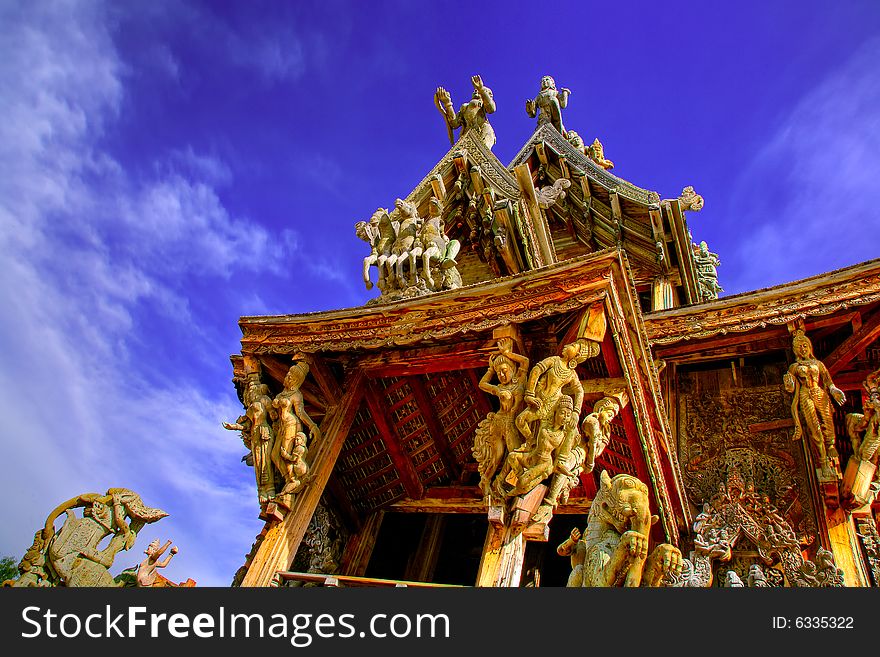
526;75;571;136
434;75;497;149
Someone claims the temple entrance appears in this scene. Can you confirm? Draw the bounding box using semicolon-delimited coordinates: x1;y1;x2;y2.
364;513;486;585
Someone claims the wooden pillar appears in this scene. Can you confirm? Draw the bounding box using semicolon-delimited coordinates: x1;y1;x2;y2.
651;276;674;311
825;507;870;587
240;368;366;587
405;515;446;583
475;526;525;587
340;511;384;577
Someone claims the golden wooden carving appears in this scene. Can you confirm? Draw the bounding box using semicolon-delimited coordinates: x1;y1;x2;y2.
434;75;497;149
559;471;682;587
224;370;276;505
783;330;846;481
842;368;880;508
472;337;529;496
272;360;321;506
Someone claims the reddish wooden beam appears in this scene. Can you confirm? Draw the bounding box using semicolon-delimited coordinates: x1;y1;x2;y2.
364;383;425;500
408;376;462;480
825;311;880;375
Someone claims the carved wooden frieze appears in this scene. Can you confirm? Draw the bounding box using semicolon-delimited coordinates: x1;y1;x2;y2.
288;502;349;582
238;252;623;354
676;378;818;544
855;517;880;587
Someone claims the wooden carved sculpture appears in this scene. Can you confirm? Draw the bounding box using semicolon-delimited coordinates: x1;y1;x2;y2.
418;197;461;290
355;207;395;291
224;372;276;505
357;197;461;303
4;489;167;587
558;471;682;587
503;395;574;496
472;338;530;497
692;240;723;301
272;360;321;506
587;138;614;170
434;75;497;150
783;330;846;481
526;75;570;136
666;465;845;587
135;539;193;587
581;396;622;474
387;198;423;289
843;368;880;508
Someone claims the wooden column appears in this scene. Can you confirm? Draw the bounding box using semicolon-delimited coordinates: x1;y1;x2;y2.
825;508;870;587
651;276;674;311
240;368;366;587
405;515;446;583
476;526;524;587
341;511;384;577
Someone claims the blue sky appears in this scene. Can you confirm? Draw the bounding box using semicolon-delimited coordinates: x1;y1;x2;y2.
1;0;878;586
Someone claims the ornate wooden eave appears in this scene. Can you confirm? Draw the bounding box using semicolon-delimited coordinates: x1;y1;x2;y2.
505;123;707;303
232;248;691;543
397;130;534;278
645;258;880;346
508;123;661;207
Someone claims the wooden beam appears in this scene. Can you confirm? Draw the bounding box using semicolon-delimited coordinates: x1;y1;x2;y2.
304;354;343;408
514;162;556;267
360;341;492;378
340;511;384;577
388;494;593;514
240;367;366;587
364;383;425;500
409;376;461;480
825;311;880;375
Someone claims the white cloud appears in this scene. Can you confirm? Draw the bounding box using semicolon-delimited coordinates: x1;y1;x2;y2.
0;3;272;585
724;38;880;294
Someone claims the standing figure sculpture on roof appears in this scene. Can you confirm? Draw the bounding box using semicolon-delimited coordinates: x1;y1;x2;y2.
386;198;423;289
418;197;461;290
526;75;571;136
434;75;497;150
783;330;846;480
693;240;723;301
472;337;530;497
356;207;395;292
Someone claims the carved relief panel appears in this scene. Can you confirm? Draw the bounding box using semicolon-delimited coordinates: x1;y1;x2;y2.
676;365;818;547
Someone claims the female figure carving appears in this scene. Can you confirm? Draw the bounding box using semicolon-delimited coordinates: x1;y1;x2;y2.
783;330;845;478
272;361;321;499
471;338;529;496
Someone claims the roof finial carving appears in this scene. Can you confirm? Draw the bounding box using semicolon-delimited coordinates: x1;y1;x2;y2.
526;75;570;136
434;75;496;149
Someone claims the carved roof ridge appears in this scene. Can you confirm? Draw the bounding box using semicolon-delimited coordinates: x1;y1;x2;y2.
645;257;880;345
239;248;622;327
402;130;520;205
648;257;880;318
507;123;661;206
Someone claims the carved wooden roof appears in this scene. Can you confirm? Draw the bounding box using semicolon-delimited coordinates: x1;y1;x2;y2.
232;248;692;543
506;123;704;302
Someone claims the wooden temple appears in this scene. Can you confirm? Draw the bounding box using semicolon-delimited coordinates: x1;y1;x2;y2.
227;76;880;588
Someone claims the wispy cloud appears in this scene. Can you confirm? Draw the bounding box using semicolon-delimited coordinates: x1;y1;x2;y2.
724;38;880;294
0;2;278;585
